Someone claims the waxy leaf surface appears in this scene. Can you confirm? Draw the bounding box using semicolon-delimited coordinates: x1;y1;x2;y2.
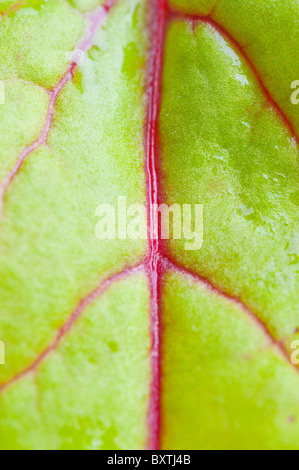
0;0;298;450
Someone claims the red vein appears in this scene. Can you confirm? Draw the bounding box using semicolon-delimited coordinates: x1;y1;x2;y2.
0;0;117;219
145;0;167;451
0;262;145;394
0;0;23;19
166;4;299;145
163;254;299;373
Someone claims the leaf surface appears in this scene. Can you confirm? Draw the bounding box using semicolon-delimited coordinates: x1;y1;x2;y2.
0;0;298;450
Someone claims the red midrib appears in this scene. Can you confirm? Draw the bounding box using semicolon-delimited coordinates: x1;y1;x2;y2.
145;0;167;451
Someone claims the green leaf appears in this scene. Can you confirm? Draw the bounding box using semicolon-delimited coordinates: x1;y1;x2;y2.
161;0;299;450
0;0;298;450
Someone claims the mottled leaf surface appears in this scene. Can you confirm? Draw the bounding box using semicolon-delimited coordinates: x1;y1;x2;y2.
0;0;298;450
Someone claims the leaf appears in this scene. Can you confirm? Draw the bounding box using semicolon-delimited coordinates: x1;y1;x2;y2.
0;0;298;451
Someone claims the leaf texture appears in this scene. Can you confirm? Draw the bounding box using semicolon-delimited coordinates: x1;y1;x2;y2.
0;0;298;450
